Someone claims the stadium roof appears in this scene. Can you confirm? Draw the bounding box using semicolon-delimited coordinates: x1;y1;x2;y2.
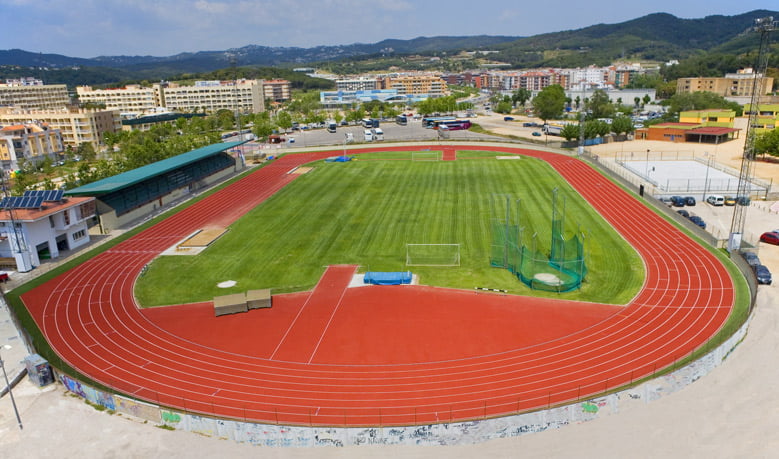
65;141;246;196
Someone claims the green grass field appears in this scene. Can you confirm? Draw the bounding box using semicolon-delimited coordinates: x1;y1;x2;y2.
134;152;645;306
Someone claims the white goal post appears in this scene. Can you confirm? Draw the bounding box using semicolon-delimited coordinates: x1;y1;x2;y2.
406;244;461;266
411;151;441;161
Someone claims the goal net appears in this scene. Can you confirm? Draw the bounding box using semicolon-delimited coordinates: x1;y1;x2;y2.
406;244;460;266
411;151;441;161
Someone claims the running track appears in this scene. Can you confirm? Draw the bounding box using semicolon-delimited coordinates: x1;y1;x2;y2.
21;145;734;426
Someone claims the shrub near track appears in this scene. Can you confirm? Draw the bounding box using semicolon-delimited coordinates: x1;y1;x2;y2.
134;152;644;307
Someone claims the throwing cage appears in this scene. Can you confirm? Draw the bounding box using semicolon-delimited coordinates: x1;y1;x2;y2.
489;190;587;292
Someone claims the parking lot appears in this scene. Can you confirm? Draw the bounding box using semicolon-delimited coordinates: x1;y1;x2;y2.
256;118;502;151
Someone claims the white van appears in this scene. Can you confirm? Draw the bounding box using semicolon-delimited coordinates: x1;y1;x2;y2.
706;195;724;206
364;129;373;141
372;128;384;141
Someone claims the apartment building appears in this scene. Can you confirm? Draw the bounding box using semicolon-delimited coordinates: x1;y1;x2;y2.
162;79;265;114
677;69;775;98
0;79;70;110
76;84;162;117
262;80;292;102
0;107;120;150
335;78;381;91
388;75;448;97
0;122;64;170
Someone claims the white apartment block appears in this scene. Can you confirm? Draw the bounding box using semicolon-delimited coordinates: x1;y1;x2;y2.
335;78;381;91
76;84;162;117
0;107;120;150
0;80;70;110
0;122;64;170
562;66;613;91
162;79;265;114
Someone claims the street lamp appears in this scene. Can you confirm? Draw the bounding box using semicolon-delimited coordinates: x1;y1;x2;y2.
0;344;22;430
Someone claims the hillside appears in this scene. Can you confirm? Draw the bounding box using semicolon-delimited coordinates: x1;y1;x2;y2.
0;9;777;86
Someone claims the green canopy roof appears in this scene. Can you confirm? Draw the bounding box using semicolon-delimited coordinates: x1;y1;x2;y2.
65;141;246;196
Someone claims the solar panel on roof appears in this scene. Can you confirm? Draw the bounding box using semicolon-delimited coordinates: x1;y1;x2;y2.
0;195;44;209
23;189;63;202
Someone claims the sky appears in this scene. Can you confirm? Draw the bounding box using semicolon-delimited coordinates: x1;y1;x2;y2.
1;0;775;58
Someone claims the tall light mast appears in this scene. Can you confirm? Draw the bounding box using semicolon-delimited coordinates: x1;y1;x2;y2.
728;16;777;252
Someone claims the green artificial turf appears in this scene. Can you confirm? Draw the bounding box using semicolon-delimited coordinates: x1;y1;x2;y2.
134;152;644;306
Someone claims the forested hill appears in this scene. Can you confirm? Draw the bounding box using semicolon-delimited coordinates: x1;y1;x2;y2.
0;9;777;86
492;10;779;67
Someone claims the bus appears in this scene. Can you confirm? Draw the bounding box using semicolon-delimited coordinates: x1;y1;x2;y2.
395;115;408;126
422;116;456;128
361;118;373;128
433;119;472;131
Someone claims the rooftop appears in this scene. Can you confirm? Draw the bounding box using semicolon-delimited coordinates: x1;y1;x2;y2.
65;141;245;196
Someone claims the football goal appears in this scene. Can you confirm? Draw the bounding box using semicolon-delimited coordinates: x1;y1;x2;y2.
411;150;441;161
406;244;461;266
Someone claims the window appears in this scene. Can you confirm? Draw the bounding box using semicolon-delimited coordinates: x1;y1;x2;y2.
63;209;70;226
72;229;86;240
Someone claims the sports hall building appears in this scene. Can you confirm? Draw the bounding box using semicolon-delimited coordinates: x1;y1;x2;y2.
65;141;247;231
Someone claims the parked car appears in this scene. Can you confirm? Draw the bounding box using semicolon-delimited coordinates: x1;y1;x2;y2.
671;196;686;207
755;264;772;285
736;196;751;206
760;231;779;245
659;197;673;206
684;196;696;206
706;195;724;206
741;251;761;267
676;209;690;218
724;196;736;206
688;215;706;229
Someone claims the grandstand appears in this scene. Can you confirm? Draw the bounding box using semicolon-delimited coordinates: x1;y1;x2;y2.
65;141;246;230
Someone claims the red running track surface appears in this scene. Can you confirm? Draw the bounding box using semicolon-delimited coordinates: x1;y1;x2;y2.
21;146;734;426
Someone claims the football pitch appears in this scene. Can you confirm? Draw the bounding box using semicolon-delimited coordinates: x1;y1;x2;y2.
135;151;644;306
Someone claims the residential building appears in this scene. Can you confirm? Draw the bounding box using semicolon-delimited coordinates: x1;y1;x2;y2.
0;79;70;110
335;78;381;92
319;89;428;108
262;80;292;102
161;79;265;114
0;107;121;150
0;122;64;170
388;75;448;98
0;193;97;272
744;103;779;133
676;69;775;98
76;84;162;117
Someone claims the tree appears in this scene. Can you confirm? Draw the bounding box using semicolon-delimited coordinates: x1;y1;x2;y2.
634;97;641;108
560;123;580;141
755;129;779;158
494;100;513;114
76;142;97;162
611;116;634;135
664;91;742;115
275;111;293;131
588;89;615;119
532;85;566;123
511;88;532;107
642;94;652;107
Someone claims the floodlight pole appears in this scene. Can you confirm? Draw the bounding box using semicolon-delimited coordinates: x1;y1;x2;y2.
0;345;22;430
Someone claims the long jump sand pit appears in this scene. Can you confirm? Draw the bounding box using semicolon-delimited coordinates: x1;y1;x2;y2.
180;227;228;248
